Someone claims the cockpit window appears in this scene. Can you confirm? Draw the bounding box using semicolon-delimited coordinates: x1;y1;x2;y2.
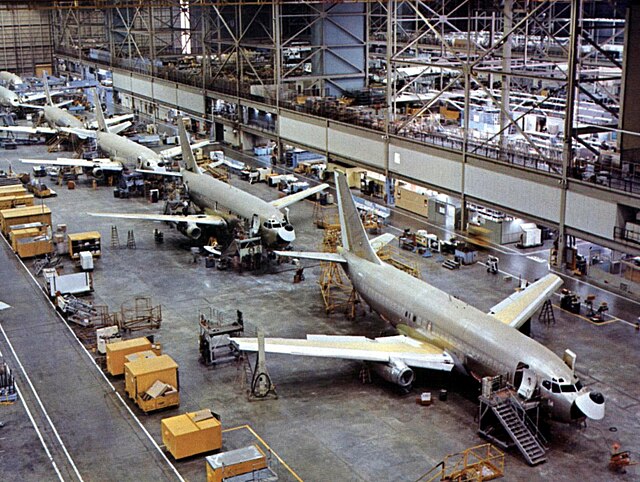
560;384;577;393
551;383;560;393
542;380;551;390
575;380;583;391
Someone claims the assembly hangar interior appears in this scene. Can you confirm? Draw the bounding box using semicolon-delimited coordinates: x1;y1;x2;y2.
0;0;640;481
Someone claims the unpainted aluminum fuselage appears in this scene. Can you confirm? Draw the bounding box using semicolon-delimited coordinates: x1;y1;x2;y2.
43;105;83;129
97;131;162;170
182;168;289;247
343;250;586;422
0;85;19;107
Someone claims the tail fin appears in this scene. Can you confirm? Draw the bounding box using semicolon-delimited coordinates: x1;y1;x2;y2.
92;89;108;132
178;118;201;174
335;171;380;264
42;74;53;106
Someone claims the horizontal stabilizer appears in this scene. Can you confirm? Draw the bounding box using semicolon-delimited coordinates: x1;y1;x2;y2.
87;212;226;226
274;250;346;263
489;273;563;329
18;103;44;110
108;121;132;135
270;183;329;209
369;232;395;252
160;140;211;159
230;334;454;371
88;113;134;129
60;127;96;139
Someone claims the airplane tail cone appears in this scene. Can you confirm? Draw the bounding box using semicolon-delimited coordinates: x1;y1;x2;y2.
574;391;605;420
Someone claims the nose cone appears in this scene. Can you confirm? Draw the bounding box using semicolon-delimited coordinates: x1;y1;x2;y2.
574;391;605;420
277;224;295;243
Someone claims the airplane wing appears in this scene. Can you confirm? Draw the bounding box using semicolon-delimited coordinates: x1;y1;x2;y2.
230;334;454;371
274;250;346;263
135;169;182;177
270;183;329;209
488;273;563;329
88;113;134;129
87;212;226;226
60;127;96;139
160;140;211;159
0;125;57;135
18;103;45;110
21;157;123;171
369;233;395;252
108;121;132;135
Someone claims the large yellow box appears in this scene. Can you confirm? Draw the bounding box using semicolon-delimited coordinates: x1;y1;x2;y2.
162;409;222;460
68;231;102;259
0;185;27;197
124;354;179;412
105;337;153;376
0;194;34;210
206;445;267;482
0;205;51;236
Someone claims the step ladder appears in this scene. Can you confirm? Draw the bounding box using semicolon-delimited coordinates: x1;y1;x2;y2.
442;258;461;270
110;225;120;249
538;299;556;325
126;230;136;249
492;399;547;465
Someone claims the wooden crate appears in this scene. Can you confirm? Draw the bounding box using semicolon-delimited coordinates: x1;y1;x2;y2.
206;445;267;482
137;391;180;413
105;337;153;376
0;185;27;197
0;205;51;236
68;231;102;259
162;409;222;460
0;194;33;210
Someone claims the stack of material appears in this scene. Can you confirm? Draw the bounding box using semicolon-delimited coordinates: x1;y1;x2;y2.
205;445;269;482
0;362;17;403
141;380;177;401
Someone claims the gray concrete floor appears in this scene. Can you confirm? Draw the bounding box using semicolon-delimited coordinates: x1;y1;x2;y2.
0;141;639;481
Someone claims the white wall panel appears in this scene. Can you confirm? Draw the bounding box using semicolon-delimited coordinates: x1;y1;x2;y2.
565;191;617;239
390;145;462;193
279;114;326;151
153;80;177;106
328;128;385;169
112;72;131;92
177;88;204;114
466;165;561;222
131;76;152;98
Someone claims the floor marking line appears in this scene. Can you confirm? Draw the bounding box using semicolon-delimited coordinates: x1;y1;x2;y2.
1;235;185;482
0;345;65;482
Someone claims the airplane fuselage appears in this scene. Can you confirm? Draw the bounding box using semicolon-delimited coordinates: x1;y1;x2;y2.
0;71;23;87
182;169;293;248
44;105;83;129
343;251;588;422
97;131;162;170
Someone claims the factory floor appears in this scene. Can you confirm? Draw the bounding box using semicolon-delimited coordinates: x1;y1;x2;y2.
0;144;639;482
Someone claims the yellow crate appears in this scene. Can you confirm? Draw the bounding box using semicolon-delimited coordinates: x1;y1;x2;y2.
106;337;153;376
124;354;178;400
0;205;51;236
162;410;222;460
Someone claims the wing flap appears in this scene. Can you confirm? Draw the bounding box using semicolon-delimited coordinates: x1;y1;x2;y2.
489;273;563;329
269;183;329;209
87;212;226;226
20;158;122;171
230;334;454;371
369;233;395;252
0;126;57;135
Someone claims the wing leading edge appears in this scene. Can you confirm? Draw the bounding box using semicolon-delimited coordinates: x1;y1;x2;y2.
230;334;454;372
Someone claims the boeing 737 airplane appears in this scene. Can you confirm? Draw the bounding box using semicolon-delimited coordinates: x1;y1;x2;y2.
231;171;605;424
88;119;329;249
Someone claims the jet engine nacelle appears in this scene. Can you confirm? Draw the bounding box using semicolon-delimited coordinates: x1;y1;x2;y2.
371;359;414;388
181;222;202;240
92;167;104;180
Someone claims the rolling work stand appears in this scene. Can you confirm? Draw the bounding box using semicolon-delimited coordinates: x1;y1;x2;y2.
199;308;244;366
0;362;17;404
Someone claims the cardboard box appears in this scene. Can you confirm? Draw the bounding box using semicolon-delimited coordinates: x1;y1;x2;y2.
162;409;222;460
105;337;153;376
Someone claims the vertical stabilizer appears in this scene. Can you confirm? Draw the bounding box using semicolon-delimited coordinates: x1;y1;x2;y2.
178;118;201;174
335;171;380;264
92;88;108;132
42;74;53;106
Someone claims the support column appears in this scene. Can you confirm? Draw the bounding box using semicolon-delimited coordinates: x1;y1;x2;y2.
619;4;640;167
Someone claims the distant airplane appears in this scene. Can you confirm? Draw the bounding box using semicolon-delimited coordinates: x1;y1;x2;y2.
0;71;23;87
232;171;605;424
20;88;204;178
88;118;329;248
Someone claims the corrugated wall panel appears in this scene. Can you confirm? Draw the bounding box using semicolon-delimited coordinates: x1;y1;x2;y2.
131;76;152;98
153;80;177;106
112;72;131;93
565;191;617;239
390;145;462;193
177;87;204;114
